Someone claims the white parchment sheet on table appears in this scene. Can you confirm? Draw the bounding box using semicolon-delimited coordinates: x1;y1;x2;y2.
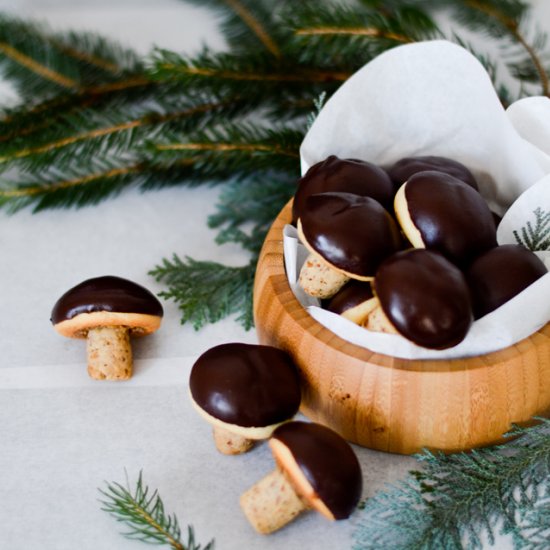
285;40;550;360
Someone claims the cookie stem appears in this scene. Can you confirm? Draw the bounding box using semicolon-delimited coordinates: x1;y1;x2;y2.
240;467;308;534
212;425;254;455
299;252;349;298
86;325;132;380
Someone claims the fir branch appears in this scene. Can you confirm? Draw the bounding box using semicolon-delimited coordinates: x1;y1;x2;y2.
150;256;256;330
288;2;440;67
0;41;77;89
99;471;214;550
0;113;297;213
0;76;161;145
208;176;296;254
0;161;142;212
0;97;250;173
182;0;283;57
352;419;550;549
0;158;220;213
149;48;350;95
148;47;348;123
0;13;142;102
148;122;302;178
443;0;550;96
46;29;141;76
516;488;550;549
513;207;550;251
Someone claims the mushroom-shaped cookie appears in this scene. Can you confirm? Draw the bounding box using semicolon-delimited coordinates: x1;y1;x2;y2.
466;244;548;319
189;343;301;455
240;421;362;534
298;192;402;298
387;155;478;189
292;155;395;224
325;280;377;325
51;275;163;380
369;249;473;349
394;171;497;266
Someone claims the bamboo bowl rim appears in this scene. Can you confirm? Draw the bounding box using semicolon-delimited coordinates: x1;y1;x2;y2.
255;200;550;374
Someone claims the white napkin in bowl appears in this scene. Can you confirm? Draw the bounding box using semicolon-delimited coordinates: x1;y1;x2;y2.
285;40;550;360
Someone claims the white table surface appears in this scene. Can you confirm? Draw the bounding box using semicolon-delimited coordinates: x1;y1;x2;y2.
1;2;549;549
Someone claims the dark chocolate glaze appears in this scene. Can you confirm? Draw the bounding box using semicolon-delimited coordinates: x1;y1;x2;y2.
300;192;402;277
404;171;497;266
325;280;374;315
387;155;478;189
374;249;473;349
189;343;301;427
466;244;547;319
51;275;163;324
292;155;395;224
272;421;362;520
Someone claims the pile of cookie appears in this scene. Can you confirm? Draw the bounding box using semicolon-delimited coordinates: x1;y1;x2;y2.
295;155;547;350
189;342;363;534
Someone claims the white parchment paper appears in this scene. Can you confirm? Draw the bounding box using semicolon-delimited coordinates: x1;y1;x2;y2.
286;40;550;360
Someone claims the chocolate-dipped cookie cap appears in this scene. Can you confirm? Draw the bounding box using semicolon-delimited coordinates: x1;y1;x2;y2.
326;280;374;315
292;155;395;223
325;280;377;325
51;275;163;325
374;249;473;349
271;421;362;520
387;155;478;189
189;343;301;454
299;192;402;278
466;244;548;319
395;171;497;266
51;275;163;381
240;421;362;534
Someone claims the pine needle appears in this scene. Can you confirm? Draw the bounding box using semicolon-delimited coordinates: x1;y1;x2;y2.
99;471;214;550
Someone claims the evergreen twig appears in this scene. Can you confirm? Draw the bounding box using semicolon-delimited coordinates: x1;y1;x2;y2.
443;0;550;96
99;471;214;550
352;419;550;549
148;122;302;177
208;176;296;254
513;207;550;251
0;13;142;102
0;97;251;174
150;256;256;330
289;2;440;67
181;0;284;57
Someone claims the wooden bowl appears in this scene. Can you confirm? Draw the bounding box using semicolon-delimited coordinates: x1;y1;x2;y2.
253;201;550;454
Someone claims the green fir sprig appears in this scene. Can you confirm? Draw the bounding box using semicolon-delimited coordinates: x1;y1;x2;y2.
288;1;440;68
208;176;297;254
442;0;550;95
181;0;286;58
513;207;550;251
0;13;142;101
353;419;550;550
147;122;302;177
150;255;256;330
99;471;214;550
